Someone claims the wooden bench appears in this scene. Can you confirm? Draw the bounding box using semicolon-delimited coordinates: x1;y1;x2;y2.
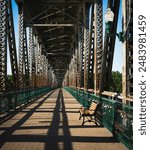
79;101;100;126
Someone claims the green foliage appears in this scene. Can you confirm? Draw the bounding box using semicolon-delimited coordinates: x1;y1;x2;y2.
110;71;122;93
6;75;14;91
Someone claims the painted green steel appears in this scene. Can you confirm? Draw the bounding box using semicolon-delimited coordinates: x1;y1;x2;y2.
0;87;51;113
64;87;133;150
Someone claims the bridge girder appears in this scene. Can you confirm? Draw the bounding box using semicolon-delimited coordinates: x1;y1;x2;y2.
0;0;133;103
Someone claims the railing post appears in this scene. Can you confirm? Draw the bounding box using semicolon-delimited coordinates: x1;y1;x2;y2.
112;102;117;138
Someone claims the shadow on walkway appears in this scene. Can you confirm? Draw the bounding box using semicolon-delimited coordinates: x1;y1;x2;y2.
0;88;126;150
0;90;55;148
44;88;73;150
0;90;55;125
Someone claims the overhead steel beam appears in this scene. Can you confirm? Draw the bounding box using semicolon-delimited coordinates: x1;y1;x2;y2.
46;35;69;42
39;6;72;20
24;3;82;6
43;27;62;33
48;43;67;48
41;33;73;38
47;53;69;55
30;7;51;21
55;7;85;27
47;45;70;49
47;49;69;52
54;69;66;70
47;49;70;53
46;39;72;44
32;24;76;27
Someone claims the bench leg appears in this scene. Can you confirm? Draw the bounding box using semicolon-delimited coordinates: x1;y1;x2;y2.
82;116;93;126
82;116;85;126
79;112;82;120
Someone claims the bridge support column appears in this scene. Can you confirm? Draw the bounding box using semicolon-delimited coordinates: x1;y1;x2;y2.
94;0;103;95
122;0;133;104
0;0;7;92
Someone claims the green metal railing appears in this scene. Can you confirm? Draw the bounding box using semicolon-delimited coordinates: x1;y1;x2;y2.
64;87;133;150
0;86;52;113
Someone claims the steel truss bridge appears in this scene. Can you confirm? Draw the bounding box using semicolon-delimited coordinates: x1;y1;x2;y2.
0;0;133;149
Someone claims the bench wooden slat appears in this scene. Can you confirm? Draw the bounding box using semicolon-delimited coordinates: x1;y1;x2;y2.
79;101;99;125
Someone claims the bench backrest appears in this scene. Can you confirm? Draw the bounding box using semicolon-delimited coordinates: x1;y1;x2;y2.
88;101;98;115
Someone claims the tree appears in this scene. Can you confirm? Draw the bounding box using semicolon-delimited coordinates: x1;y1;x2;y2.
109;71;122;93
6;75;14;91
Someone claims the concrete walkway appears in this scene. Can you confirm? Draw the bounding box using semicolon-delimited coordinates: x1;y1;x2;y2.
0;88;127;150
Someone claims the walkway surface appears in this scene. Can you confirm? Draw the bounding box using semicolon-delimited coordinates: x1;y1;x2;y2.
0;88;127;150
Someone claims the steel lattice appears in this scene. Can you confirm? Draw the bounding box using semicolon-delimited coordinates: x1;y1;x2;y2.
36;42;41;87
28;27;32;86
23;28;30;87
34;36;39;87
79;27;84;88
77;27;84;88
87;5;94;89
18;4;24;88
0;0;7;91
95;1;103;92
84;4;90;90
126;0;133;97
29;28;36;87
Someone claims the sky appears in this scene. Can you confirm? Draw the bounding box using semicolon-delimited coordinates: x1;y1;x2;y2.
8;0;122;74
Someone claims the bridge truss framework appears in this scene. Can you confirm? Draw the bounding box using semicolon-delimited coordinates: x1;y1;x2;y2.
0;0;133;104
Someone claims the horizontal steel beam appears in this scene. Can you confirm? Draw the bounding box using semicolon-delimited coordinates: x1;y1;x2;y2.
54;69;66;70
43;27;62;33
47;49;69;52
32;24;76;27
24;3;82;6
39;6;72;20
47;53;69;55
48;43;67;48
46;35;69;42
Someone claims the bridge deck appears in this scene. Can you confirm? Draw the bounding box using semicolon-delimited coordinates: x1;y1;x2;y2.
0;89;127;150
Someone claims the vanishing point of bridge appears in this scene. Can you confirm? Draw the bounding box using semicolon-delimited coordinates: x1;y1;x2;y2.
0;0;133;150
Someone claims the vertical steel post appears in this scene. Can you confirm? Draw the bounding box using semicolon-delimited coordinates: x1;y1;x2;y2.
29;27;34;87
79;27;84;88
87;4;94;90
0;0;7;92
36;43;41;87
122;0;127;103
18;2;30;88
94;0;103;94
23;27;30;87
76;29;80;88
122;0;133;104
83;3;90;90
35;36;39;87
18;2;24;88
